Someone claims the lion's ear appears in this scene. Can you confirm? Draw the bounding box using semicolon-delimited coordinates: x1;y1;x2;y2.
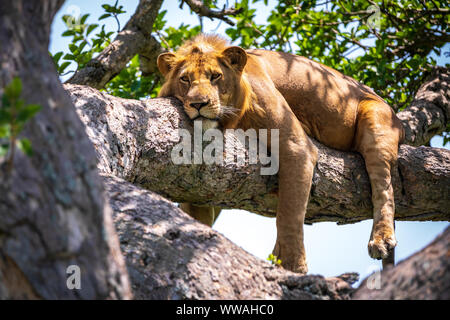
157;52;176;77
222;46;247;73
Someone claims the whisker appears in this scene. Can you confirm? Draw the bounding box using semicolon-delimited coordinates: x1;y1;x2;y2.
220;105;239;117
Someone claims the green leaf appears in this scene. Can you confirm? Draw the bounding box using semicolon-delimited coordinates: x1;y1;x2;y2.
69;43;78;53
0;124;9;138
63;53;76;61
78;40;88;52
62;30;76;37
14;98;25;112
17;104;41;122
4;77;22;100
52;51;63;65
1;94;11;109
99;13;111;20
17;138;32;156
0;143;9;157
86;24;98;36
406;58;421;69
80;14;89;25
59;61;71;74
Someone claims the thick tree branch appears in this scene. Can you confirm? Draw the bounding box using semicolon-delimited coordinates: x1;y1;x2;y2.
66;84;450;224
66;0;164;89
106;172;448;299
397;67;449;146
181;0;243;26
105;173;356;299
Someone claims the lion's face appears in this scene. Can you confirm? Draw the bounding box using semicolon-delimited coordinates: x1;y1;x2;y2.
172;51;227;130
157;37;248;130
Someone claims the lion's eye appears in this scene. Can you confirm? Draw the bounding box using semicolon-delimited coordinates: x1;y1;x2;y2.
211;73;221;81
180;76;189;83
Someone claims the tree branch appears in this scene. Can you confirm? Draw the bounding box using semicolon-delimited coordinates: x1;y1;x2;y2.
181;0;243;26
66;0;164;89
397;67;449;146
104;173;357;299
65;84;450;224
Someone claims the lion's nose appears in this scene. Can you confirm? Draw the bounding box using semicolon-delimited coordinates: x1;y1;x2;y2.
189;100;210;110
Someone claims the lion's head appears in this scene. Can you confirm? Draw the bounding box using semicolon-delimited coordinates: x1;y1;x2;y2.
157;34;253;130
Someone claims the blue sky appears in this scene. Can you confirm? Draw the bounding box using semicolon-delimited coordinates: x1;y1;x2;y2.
50;1;449;283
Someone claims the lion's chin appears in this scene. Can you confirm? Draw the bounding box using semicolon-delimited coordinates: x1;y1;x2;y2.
193;117;219;131
200;118;219;130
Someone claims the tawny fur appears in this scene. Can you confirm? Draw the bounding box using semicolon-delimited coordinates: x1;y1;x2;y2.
157;34;404;273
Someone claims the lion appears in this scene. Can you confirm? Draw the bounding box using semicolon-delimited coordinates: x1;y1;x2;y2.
157;34;404;273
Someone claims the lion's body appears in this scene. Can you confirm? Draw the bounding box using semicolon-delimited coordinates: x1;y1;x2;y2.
246;49;390;150
158;34;404;273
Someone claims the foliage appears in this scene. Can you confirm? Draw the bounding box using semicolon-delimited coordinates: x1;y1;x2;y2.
444;125;450;146
51;2;201;100
100;0;126;32
267;253;282;266
0;77;41;166
51;7;116;76
105;9;201;99
227;0;449;111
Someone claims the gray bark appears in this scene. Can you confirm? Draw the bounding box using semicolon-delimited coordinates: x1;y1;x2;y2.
0;1;131;299
397;67;449;146
67;84;450;225
105;173;357;299
181;0;242;25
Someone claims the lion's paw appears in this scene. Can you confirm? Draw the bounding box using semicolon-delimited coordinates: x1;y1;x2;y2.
368;227;397;260
283;260;308;275
272;243;308;274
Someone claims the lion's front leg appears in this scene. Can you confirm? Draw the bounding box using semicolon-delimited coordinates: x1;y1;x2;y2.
248;79;319;274
272;133;318;274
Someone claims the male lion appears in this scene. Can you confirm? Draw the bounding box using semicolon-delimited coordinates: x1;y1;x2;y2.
157;34;404;273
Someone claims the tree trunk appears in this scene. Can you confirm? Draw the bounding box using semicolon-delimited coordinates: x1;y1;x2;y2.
0;1;131;299
66;84;450;224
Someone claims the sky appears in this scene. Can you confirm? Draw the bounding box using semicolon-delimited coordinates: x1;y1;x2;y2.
50;0;449;285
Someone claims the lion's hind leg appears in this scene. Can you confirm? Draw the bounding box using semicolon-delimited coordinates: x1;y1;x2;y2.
354;97;403;267
179;203;221;227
